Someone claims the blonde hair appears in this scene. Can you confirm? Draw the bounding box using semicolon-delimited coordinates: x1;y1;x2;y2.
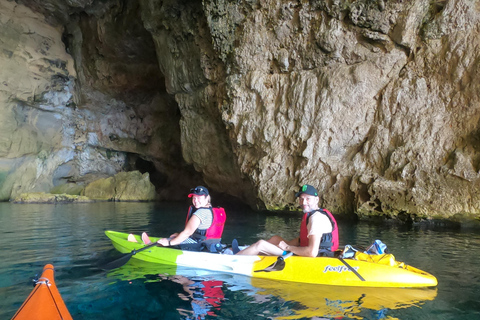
205;195;212;207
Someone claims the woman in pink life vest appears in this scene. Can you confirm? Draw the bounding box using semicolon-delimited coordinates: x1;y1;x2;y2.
142;186;226;251
236;184;338;257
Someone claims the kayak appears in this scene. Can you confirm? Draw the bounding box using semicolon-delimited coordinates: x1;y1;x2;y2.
12;264;73;320
105;230;438;288
106;230;438;288
108;259;438;319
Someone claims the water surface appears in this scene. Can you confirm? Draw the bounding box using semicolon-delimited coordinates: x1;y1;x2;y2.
0;202;478;319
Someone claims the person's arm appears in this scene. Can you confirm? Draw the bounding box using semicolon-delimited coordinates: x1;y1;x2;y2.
286;237;300;246
279;234;321;257
279;212;330;257
157;215;201;246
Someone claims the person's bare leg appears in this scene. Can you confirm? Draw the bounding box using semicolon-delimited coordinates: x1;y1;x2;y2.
266;235;286;246
236;239;285;256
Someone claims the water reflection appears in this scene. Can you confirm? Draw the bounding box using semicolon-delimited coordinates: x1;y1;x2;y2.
251;278;437;319
3;202;478;319
108;259;437;319
163;275;224;319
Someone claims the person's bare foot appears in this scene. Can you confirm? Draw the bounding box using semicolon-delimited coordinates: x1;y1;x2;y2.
127;234;137;242
142;232;152;245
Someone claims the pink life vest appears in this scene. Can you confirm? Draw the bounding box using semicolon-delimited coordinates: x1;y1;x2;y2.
299;209;339;252
186;206;226;240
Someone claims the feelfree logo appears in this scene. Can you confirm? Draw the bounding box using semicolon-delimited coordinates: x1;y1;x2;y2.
323;265;360;273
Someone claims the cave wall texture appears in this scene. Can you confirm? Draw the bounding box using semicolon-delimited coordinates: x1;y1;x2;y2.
1;0;480;221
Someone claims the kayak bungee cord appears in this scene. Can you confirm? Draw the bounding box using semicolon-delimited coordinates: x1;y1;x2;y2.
40;277;69;320
15;277;67;320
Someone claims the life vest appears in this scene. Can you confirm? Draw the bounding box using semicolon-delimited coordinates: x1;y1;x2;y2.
186;206;226;240
299;209;339;252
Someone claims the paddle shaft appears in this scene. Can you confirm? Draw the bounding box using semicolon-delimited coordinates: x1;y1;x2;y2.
102;241;159;270
282;252;294;260
255;253;366;282
338;257;366;281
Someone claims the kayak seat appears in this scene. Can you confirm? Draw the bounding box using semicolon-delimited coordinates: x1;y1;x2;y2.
177;239;223;253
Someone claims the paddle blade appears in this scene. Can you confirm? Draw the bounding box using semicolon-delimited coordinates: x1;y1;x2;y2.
255;258;286;273
100;241;159;270
254;252;293;273
101;253;133;270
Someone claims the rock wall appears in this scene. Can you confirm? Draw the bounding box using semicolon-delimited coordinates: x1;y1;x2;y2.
0;0;199;202
140;0;480;219
1;0;480;221
0;0;77;200
140;0;257;206
208;0;480;220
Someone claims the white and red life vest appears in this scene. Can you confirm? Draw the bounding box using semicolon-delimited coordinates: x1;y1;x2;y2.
299;208;339;252
186;206;226;240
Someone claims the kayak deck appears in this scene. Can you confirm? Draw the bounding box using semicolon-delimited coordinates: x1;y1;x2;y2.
12;264;73;320
105;230;438;288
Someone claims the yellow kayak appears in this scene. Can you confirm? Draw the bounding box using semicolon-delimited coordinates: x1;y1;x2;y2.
108;259;438;319
105;230;438;288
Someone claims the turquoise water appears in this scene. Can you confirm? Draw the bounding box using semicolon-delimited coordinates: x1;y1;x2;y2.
0;202;479;319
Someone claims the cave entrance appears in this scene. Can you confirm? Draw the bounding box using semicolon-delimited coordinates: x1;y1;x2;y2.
129;155;166;191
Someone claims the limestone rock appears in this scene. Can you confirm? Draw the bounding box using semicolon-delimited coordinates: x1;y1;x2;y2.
2;0;480;222
83;171;156;201
13;192;92;203
0;1;191;203
83;176;116;201
113;171;157;201
50;183;85;195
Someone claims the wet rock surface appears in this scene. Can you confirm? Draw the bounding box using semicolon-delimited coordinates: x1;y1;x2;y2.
1;0;480;220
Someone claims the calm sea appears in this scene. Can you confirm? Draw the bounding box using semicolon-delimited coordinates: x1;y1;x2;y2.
0;201;479;319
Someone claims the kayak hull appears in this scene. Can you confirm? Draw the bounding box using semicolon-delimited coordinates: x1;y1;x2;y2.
105;230;438;288
108;259;438;319
12;264;73;320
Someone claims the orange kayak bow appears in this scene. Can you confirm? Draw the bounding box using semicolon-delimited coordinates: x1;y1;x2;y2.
12;264;73;320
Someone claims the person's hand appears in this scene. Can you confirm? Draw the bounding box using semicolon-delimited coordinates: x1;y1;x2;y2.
278;241;289;251
157;238;170;246
170;233;179;238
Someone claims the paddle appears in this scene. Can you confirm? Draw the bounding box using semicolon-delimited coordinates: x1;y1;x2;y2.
254;252;366;281
101;241;158;270
339;257;366;281
254;252;293;272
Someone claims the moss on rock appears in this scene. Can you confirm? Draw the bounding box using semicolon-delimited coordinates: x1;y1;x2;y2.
83;177;116;200
50;184;85;195
83;171;156;201
13;192;93;203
